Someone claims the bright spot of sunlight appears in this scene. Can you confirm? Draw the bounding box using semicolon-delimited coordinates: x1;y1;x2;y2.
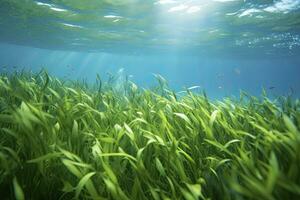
168;4;189;13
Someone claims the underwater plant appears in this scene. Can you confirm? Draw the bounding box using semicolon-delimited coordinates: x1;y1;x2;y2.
0;70;299;200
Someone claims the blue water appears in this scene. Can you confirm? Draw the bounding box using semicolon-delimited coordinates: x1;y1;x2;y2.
0;0;300;99
0;43;299;99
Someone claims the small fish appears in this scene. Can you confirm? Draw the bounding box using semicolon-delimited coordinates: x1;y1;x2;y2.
269;86;275;90
218;86;223;89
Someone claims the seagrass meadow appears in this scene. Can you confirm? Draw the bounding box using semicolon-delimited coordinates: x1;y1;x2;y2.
0;71;300;200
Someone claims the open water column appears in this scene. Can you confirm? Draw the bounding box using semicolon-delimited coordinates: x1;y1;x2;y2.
0;0;300;200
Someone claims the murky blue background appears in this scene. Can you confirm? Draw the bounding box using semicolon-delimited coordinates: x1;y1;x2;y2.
0;43;299;99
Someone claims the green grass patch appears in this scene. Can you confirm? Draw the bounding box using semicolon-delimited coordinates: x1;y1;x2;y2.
0;70;299;200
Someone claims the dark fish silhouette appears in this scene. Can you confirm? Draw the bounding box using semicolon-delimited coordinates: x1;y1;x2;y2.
269;86;275;90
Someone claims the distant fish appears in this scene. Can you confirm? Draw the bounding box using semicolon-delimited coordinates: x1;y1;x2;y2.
234;67;241;75
269;86;275;90
218;86;223;89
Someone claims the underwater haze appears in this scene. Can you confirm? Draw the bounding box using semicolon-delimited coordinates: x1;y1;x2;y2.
1;1;300;200
0;0;300;98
